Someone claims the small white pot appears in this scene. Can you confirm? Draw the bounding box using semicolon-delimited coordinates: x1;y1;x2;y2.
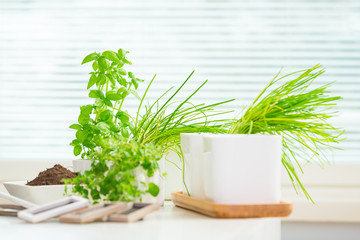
203;134;282;204
180;133;207;199
135;157;165;205
72;159;92;173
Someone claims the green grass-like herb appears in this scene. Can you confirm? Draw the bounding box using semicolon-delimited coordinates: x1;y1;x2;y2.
133;72;235;194
134;71;234;153
230;64;344;201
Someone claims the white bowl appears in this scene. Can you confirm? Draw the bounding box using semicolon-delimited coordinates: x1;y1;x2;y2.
3;181;72;205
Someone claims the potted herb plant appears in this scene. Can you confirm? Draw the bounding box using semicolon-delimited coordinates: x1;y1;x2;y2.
182;64;344;204
67;49;233;203
68;48;342;205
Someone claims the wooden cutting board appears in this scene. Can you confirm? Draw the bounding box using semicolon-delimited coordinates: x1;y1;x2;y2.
171;191;293;218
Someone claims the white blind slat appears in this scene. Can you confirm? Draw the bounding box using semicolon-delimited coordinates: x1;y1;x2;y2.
0;0;359;161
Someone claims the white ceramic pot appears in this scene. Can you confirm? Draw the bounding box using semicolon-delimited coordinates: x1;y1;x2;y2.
135;157;165;205
203;134;282;204
180;133;206;199
72;159;92;173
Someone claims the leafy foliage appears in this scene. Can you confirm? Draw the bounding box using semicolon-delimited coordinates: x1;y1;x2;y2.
65;138;162;203
68;49;234;201
69;49;142;159
69;49;342;203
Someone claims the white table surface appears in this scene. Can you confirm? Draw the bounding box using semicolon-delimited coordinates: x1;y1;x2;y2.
0;202;280;240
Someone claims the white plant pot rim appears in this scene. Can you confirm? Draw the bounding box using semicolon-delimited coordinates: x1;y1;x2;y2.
203;134;281;138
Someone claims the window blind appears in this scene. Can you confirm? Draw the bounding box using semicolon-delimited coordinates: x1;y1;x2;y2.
0;0;359;161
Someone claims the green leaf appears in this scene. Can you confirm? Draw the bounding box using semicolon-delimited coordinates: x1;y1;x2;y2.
103;98;113;107
115;111;129;124
131;79;139;90
82;52;98;64
92;61;98;71
93;161;108;174
91;189;100;200
121;128;130;138
102;50;120;62
117;87;129;98
76;130;88;143
98;74;107;86
147;183;160;197
94;98;104;107
95;122;110;133
73;145;82;156
69;124;82;130
93;135;102;145
100;183;110;195
89;90;104;99
117;60;125;68
87;74;97;89
129;122;136;135
100;110;112;121
118;68;127;76
129;89;140;100
106;74;116;86
83;139;96;148
106;91;123;101
82;123;93;131
70;139;80;146
98;57;109;71
78;114;91;125
118;76;127;87
128;72;135;80
117;48;126;59
80;105;93;115
110;123;121;133
123;58;132;65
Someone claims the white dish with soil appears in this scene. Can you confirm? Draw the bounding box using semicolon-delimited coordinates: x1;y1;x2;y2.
3;181;72;205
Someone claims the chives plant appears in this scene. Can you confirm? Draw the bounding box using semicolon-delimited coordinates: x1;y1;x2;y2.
230;64;344;200
133;71;234;154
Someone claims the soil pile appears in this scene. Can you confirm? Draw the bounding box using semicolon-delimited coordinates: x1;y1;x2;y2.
26;164;77;186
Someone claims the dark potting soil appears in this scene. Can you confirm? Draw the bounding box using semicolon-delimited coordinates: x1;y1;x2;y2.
26;164;78;186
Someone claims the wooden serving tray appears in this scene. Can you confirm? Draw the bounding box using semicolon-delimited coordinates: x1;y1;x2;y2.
171;191;293;218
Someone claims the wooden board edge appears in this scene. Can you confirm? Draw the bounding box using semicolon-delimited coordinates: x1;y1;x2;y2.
171;191;293;218
171;192;217;217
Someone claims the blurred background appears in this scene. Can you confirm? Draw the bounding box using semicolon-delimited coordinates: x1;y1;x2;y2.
0;0;359;162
